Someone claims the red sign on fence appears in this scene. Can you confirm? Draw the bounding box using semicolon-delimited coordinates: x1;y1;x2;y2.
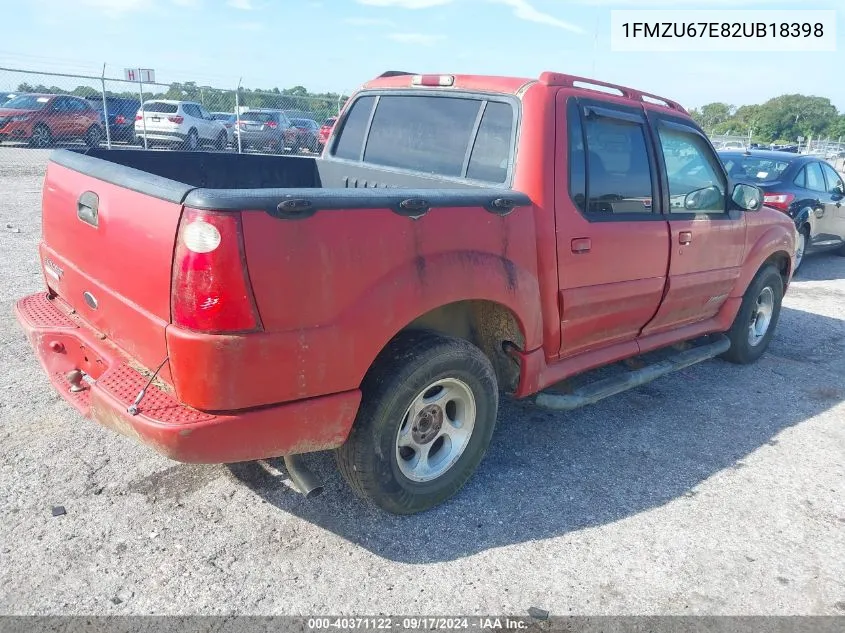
124;68;155;83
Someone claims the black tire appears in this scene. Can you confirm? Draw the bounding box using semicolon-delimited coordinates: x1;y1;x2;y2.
215;131;227;151
720;264;783;365
84;125;103;148
183;128;199;151
794;225;809;271
29;124;52;148
335;330;499;515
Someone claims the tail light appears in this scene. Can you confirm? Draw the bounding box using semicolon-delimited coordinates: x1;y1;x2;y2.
171;209;262;333
266;121;278;129
168;115;184;124
763;193;795;212
115;114;126;125
136;114;143;121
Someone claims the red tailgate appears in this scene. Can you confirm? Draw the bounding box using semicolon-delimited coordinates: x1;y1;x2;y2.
40;162;183;377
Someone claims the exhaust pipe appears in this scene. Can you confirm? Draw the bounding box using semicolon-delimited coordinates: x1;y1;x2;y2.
283;455;324;498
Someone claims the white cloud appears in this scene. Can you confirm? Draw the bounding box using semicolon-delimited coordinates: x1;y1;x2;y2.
345;17;397;26
357;0;584;33
358;0;453;8
227;0;253;9
75;0;147;17
388;32;446;45
492;0;584;33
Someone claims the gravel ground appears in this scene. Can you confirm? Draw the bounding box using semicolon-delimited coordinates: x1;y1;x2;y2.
0;146;843;616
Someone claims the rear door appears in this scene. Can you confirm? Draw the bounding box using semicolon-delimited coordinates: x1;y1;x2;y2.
801;161;836;246
555;94;670;357
48;97;73;137
819;161;845;246
640;113;746;335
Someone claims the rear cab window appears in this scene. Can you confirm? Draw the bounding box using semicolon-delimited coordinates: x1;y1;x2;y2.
330;92;516;185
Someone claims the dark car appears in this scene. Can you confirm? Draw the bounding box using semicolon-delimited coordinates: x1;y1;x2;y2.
720;150;845;270
86;96;141;143
233;109;293;153
288;117;320;153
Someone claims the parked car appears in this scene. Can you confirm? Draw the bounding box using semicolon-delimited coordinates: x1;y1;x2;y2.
317;116;336;153
288;117;320;152
1;93;17;106
15;71;795;515
720;149;845;270
135;100;228;150
0;93;104;147
86;96;140;144
233;109;293;153
211;112;237;146
718;140;747;151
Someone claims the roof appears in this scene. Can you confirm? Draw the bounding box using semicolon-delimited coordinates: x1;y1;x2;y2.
718;149;810;162
361;70;686;113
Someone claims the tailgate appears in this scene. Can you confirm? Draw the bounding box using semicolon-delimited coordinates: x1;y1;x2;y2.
40;158;184;377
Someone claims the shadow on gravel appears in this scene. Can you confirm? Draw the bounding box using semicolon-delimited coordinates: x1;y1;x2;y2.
791;251;845;282
227;303;845;564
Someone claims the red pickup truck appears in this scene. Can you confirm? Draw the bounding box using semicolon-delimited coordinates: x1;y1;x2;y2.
16;71;796;515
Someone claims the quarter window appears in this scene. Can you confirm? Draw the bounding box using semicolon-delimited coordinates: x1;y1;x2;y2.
333;96;375;161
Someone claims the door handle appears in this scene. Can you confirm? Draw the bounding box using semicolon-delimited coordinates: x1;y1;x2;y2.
571;237;591;254
679;231;692;245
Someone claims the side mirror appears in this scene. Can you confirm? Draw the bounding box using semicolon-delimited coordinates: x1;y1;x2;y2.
833;182;845;197
684;185;723;211
732;183;763;211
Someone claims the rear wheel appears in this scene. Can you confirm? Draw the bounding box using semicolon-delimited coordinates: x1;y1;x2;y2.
794;226;809;271
215;131;227;151
183;128;199;151
84;125;103;148
29;124;52;148
335;331;499;515
721;264;783;365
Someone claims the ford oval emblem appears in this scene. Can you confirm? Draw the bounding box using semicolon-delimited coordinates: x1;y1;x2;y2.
82;291;98;310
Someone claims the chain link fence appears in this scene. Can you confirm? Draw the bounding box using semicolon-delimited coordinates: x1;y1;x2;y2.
0;66;345;160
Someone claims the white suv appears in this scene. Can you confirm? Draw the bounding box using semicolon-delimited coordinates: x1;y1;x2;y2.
135;100;228;150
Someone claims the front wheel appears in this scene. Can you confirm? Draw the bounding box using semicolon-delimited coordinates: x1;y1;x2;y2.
335;331;499;515
721;264;783;365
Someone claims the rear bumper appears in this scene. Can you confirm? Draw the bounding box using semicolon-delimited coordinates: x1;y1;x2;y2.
14;292;360;464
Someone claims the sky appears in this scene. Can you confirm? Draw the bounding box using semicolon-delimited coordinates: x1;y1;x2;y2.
3;0;843;111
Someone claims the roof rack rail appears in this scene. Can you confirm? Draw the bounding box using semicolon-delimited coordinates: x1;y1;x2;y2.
538;71;686;113
378;71;417;78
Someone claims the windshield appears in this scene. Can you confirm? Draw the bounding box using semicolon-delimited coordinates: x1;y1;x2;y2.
722;156;791;182
2;95;50;110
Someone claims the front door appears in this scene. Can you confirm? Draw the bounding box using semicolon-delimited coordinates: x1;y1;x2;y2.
555;94;670;358
640;115;746;336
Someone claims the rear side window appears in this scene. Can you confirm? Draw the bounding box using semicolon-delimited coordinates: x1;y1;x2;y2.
334;94;515;183
143;102;178;114
334;96;375;161
583;113;654;214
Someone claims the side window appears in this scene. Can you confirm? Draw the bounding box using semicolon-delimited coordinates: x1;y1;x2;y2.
466;101;513;184
198;105;212;119
657;125;726;213
805;162;826;192
820;162;844;193
333;96;375;161
51;98;69;112
68;99;87;112
793;167;807;188
583;112;654;214
567;99;586;212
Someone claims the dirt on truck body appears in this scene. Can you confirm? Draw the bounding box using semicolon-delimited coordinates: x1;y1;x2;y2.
15;70;796;514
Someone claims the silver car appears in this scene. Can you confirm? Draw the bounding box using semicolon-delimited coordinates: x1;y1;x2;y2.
233;109;293;153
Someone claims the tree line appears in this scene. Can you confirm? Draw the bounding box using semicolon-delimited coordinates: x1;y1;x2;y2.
690;94;845;144
14;81;347;123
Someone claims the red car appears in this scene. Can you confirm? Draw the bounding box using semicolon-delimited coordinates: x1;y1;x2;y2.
0;93;104;147
317;116;336;153
16;71;795;514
